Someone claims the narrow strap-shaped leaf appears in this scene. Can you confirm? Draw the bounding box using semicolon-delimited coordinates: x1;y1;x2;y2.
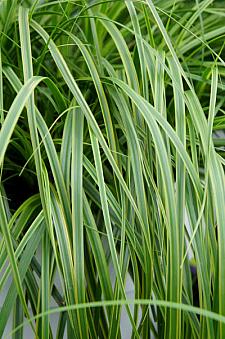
71;105;88;337
0;76;44;166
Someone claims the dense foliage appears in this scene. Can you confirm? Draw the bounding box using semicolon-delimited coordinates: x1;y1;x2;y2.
1;0;225;338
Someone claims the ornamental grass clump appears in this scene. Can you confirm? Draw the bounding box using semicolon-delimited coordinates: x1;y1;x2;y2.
1;0;225;338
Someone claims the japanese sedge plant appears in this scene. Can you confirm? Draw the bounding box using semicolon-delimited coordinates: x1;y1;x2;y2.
1;0;225;338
